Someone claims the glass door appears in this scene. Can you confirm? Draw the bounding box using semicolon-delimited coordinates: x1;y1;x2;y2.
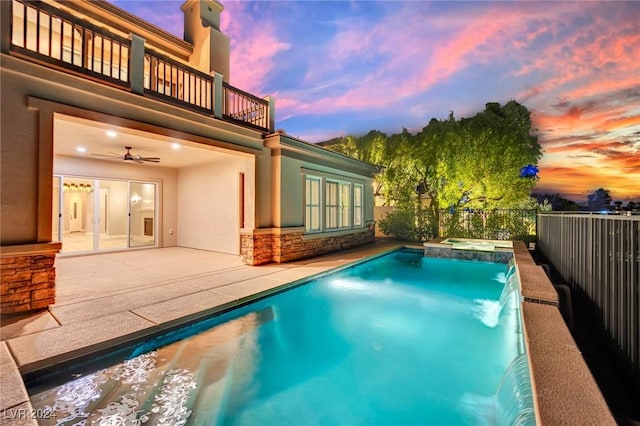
55;176;157;253
52;176;61;242
97;180;129;251
60;177;95;253
129;182;156;247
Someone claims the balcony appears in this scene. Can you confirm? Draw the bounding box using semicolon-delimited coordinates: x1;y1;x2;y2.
3;0;273;133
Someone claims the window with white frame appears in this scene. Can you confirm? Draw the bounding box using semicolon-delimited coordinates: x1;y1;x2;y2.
305;176;321;232
305;175;365;234
353;184;363;227
325;181;339;229
339;182;351;228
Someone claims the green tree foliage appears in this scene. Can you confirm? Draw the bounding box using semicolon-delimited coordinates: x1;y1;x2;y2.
434;101;542;209
324;100;543;239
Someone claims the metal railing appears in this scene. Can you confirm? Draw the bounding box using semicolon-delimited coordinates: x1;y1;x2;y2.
6;0;273;133
223;82;270;131
10;0;130;87
144;49;213;114
537;213;640;374
439;209;538;240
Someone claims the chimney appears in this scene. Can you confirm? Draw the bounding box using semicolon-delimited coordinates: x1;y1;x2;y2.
181;0;230;82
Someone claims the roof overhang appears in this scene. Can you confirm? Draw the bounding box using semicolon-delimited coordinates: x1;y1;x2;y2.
264;132;382;178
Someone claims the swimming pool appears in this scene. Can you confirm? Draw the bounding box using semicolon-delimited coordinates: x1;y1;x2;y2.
29;249;536;425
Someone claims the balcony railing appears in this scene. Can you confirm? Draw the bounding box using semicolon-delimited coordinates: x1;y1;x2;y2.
5;0;273;133
223;82;270;131
537;212;640;376
10;0;130;87
144;48;213;114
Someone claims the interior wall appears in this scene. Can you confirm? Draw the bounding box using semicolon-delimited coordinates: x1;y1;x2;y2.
54;155;178;247
177;157;250;254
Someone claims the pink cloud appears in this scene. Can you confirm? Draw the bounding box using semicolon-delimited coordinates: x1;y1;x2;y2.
275;2;589;119
220;2;290;95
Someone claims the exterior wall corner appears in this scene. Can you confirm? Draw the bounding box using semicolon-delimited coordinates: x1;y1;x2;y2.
0;242;62;314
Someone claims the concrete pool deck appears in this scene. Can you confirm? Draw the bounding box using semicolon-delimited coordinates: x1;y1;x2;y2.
0;241;614;425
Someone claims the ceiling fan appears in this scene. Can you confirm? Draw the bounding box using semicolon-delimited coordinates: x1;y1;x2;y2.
93;146;160;164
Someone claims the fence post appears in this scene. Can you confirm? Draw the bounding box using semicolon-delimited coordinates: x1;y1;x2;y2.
265;95;275;131
129;34;146;94
213;71;223;119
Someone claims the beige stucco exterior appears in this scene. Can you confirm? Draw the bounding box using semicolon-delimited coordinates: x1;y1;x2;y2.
0;0;379;313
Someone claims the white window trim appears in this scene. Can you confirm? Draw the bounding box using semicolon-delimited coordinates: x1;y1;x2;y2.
325;180;339;230
353;183;364;228
303;172;367;235
305;175;322;233
338;181;351;230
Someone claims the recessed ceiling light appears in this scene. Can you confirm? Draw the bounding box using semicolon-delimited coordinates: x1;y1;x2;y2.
106;130;117;138
171;143;181;150
76;147;87;153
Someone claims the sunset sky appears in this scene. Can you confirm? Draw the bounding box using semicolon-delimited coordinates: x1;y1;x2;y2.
112;0;639;203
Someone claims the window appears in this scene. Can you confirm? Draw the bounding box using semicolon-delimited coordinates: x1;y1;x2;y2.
354;184;363;227
326;180;351;229
305;176;321;232
305;175;365;234
339;182;351;228
325;181;338;229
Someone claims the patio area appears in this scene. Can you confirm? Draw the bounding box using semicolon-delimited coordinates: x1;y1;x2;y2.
2;242;402;360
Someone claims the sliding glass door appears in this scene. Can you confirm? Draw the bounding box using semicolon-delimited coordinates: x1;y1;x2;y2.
129;182;156;248
55;176;157;254
97;180;129;251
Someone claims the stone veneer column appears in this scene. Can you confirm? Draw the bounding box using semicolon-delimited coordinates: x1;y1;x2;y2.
240;230;273;265
0;242;61;314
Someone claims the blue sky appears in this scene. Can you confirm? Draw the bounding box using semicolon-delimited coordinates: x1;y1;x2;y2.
112;0;640;202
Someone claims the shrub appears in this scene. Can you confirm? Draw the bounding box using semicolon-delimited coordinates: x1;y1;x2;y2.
378;207;435;242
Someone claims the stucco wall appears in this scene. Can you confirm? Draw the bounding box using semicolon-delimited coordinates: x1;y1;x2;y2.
272;155;375;229
54;155;178;247
0;68;40;245
177;157;252;254
1;54;265;247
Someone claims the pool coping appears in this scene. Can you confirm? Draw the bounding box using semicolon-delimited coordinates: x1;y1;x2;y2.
0;242;615;425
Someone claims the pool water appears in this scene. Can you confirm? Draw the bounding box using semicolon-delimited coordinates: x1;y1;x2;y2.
29;250;535;425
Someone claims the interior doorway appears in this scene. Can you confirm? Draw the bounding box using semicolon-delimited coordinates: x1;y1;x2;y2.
54;176;157;254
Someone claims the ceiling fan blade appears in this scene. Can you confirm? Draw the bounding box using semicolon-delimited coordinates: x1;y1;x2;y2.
92;153;121;159
93;148;160;164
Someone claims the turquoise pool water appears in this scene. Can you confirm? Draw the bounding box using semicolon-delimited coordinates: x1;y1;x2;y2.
29;250;535;425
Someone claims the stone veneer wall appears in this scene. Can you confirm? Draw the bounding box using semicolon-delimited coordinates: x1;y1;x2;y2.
0;243;62;314
240;233;273;266
241;228;374;265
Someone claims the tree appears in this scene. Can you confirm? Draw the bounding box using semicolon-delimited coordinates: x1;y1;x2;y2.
587;188;612;211
434;101;542;210
532;193;580;211
324;100;542;238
